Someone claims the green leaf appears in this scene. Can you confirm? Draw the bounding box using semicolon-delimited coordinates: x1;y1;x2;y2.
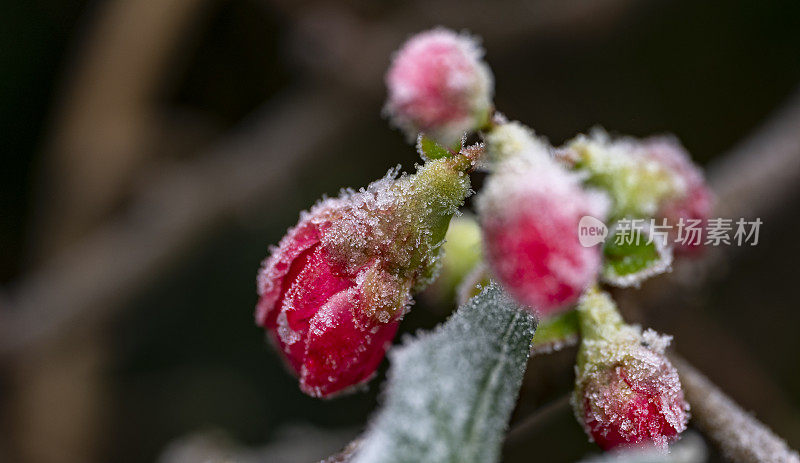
352;283;536;463
602;227;672;287
531;309;579;354
417;134;454;161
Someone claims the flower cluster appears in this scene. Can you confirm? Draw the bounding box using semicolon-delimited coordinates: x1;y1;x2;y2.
254;26;709;456
565;130;712;254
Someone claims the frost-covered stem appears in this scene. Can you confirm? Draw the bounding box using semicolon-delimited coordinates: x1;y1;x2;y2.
575;286;624;341
671;355;800;463
319;439;361;463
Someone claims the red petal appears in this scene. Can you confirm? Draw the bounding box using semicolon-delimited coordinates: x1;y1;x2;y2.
300;287;399;398
484;199;600;315
256;216;324;326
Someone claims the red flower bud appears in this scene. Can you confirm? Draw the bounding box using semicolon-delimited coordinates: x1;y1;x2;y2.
478;125;609;315
257;159;471;397
580;354;688;450
385;28;493;146
574;289;689;450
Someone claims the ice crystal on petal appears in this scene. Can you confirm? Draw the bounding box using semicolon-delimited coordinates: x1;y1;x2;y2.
578;432;707;463
565;129;712;241
641;137;713;255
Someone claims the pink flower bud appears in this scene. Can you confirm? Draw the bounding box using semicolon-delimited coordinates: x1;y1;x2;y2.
579;354;688;450
385;28;493;146
642;138;713;255
257;158;471;397
478;135;609;315
574;289;689;450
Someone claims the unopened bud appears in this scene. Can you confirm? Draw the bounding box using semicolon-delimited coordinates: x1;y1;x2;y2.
385;28;493;147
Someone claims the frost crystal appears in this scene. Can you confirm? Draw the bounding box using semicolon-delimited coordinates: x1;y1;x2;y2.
483;121;551;164
578;432;707;463
573;288;689;450
385;28;494;146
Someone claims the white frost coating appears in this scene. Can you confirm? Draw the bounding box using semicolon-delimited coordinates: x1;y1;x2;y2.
309;161;468;292
385;28;494;146
275;310;301;346
484;121;551;164
673;357;800;463
575;330;688;449
478;126;610;225
352;283;536;463
578;432;708;463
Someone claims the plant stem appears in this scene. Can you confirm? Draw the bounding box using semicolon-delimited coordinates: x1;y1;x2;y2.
671;355;800;463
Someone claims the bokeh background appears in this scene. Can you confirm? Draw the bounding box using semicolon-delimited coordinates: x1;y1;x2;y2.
2;1;800;462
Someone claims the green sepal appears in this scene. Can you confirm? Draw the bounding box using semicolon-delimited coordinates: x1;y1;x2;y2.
531;309;580;353
601;226;672;287
417;134;455;161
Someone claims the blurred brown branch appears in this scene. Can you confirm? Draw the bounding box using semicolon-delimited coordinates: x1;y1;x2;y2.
1;87;365;354
34;0;214;258
672;355;800;463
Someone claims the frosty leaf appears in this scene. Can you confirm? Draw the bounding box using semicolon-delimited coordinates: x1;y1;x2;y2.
602;227;672;287
416;134;454;161
531;309;580;354
352;283;536;463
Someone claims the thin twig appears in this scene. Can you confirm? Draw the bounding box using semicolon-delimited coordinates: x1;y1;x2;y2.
671;355;800;463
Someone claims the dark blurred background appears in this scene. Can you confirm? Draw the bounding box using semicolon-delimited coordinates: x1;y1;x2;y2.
1;1;799;462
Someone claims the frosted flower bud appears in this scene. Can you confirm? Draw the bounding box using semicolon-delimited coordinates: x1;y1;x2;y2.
385;28;493;147
256;156;471;397
483;120;552;164
565;130;711;242
478;123;609;315
641;137;713;255
573;288;689;450
566;129;684;219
